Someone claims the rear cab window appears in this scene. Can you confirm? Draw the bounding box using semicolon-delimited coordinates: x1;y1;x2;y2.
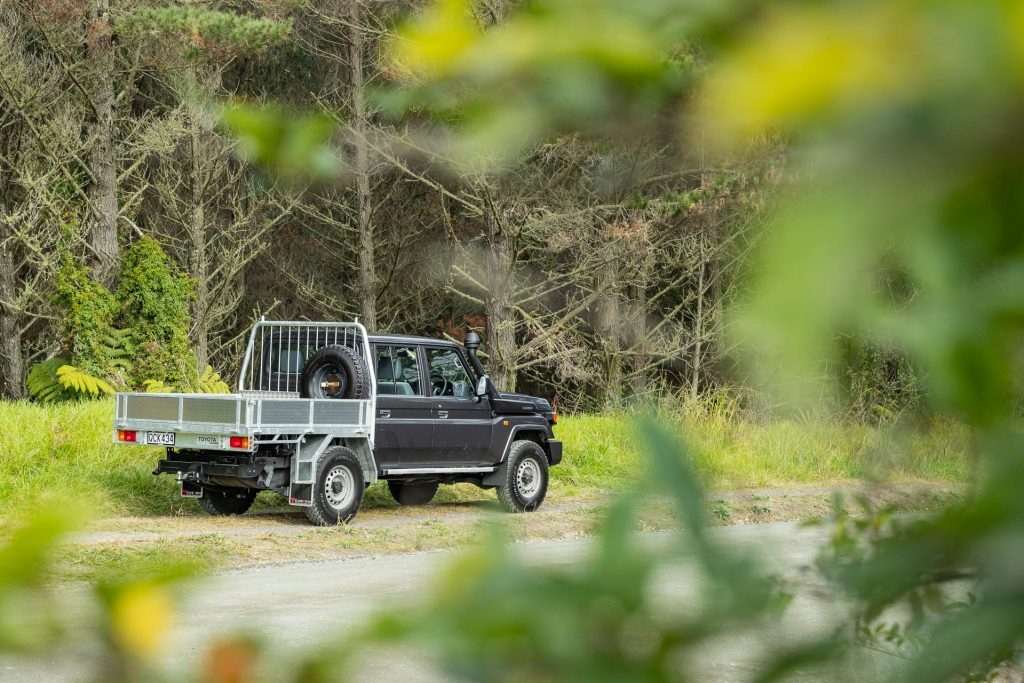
374;345;422;396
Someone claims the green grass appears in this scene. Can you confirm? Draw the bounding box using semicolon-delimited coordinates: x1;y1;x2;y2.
553;408;972;490
0;399;972;522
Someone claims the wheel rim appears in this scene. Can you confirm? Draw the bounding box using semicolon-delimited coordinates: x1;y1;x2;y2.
324;464;355;509
314;364;347;398
516;457;542;499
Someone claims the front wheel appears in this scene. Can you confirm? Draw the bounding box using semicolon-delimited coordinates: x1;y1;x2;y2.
200;488;257;516
306;446;365;526
497;440;549;513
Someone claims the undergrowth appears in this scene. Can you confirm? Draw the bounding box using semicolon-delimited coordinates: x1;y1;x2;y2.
0;399;971;522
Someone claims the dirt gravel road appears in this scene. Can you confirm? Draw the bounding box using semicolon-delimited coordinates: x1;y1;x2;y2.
1;520;900;682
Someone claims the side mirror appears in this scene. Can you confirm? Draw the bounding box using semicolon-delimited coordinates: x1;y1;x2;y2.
476;375;492;397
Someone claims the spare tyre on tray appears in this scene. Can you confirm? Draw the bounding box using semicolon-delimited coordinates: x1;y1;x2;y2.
299;344;370;400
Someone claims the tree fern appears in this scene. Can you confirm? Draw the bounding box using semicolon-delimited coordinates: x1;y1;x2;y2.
142;378;173;393
55;365;115;398
101;327;134;371
197;365;230;394
27;360;115;401
27;359;73;403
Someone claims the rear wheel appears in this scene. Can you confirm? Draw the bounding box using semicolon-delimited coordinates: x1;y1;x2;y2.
306;446;365;526
497;440;549;513
387;480;438;506
200;488;257;516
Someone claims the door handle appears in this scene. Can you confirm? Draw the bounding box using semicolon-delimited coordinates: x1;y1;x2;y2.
437;410;449;419
378;409;391;418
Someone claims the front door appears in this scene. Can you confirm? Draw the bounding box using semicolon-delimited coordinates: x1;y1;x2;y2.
425;346;493;464
372;344;433;467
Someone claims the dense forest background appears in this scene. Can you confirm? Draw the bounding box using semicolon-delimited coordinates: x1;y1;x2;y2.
0;0;910;414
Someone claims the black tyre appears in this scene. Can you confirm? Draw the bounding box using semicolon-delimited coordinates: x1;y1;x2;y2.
497;440;549;513
306;446;365;526
300;345;370;400
387;480;438;506
200;488;257;516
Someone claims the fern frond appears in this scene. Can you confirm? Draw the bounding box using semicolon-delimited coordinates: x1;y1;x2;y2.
55;365;115;397
143;378;173;393
27;359;71;403
100;327;134;369
197;365;230;394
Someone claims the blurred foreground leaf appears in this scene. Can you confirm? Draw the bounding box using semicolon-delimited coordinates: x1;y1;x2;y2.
335;420;831;682
221;104;340;180
0;512;72;652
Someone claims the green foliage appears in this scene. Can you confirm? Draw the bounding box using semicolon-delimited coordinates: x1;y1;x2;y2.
381;0;693;166
115;237;196;388
54;365;114;398
839;338;922;422
0;400;191;518
99;327;133;374
554;410;969;489
365;0;1024;678
193;365;230;394
0;512;73;652
141;378;171;394
54;255;119;378
339;421;813;681
116;6;292;59
27;360;115;402
0;401;966;522
221;103;339;179
26;359;75;403
44;241;200;399
143;365;231;394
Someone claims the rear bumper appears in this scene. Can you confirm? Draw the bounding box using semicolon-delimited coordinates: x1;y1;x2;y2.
155;459;264;481
154;452;287;483
547;439;563;466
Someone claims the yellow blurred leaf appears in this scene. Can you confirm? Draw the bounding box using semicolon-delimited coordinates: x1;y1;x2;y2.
111;583;174;659
702;6;917;139
1009;0;1024;74
389;0;479;78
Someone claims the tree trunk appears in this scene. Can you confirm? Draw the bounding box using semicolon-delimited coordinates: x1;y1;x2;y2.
188;106;209;373
0;220;24;399
627;265;649;399
690;235;706;401
597;225;622;406
350;1;376;331
484;199;516;392
85;0;119;286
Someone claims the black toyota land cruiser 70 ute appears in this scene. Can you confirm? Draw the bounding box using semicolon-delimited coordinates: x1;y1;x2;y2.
114;321;561;525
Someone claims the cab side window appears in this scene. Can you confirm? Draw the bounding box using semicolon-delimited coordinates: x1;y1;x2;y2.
375;346;421;396
426;347;474;397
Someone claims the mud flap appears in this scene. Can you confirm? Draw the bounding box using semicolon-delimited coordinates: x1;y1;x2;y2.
481;461;507;487
180;479;203;498
289;483;313;507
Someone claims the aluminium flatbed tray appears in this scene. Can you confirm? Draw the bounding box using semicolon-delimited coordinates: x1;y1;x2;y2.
113;392;373;451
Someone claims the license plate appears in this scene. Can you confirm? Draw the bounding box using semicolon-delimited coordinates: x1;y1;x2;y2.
146;431;176;446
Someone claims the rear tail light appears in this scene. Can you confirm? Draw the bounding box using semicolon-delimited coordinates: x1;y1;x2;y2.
229;436;250;450
117;430;137;443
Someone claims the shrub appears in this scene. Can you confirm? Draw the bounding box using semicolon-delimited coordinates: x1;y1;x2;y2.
114;238;196;388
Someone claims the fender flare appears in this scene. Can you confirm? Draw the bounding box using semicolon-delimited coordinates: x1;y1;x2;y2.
482;427;549;486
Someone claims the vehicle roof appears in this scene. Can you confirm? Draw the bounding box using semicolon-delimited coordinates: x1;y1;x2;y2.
368;333;461;347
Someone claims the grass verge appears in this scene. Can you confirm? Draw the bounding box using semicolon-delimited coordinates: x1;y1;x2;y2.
0;399;971;522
